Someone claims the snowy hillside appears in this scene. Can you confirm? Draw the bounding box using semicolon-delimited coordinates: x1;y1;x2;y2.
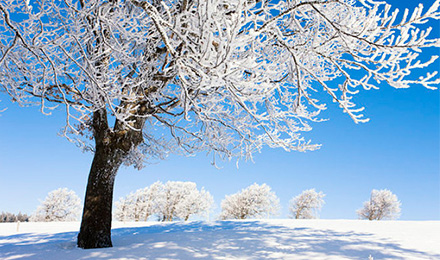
1;220;439;259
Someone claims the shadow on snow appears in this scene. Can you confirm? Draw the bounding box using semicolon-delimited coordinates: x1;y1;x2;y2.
0;221;438;259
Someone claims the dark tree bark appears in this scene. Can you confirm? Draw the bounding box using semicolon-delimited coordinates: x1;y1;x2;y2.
77;108;147;249
77;143;122;248
77;110;116;248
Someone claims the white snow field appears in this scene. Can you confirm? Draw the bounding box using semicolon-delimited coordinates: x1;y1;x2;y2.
0;220;439;260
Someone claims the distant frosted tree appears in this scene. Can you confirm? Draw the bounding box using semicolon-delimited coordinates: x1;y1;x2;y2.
115;181;163;222
357;189;401;220
156;181;214;221
115;181;213;222
220;183;280;220
289;189;325;219
114;196;132;222
16;212;29;222
0;212;15;222
174;187;214;221
31;188;81;222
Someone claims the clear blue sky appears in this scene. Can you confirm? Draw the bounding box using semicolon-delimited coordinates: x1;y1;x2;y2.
0;0;439;220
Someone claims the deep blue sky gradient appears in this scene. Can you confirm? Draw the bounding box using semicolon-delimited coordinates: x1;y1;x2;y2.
0;0;439;220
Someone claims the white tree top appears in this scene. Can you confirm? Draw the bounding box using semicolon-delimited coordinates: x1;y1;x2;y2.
1;0;439;167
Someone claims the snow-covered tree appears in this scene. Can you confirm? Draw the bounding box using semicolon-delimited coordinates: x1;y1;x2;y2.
114;196;132;222
115;181;213;222
0;212;15;222
289;189;325;219
1;0;439;248
156;181;214;221
220;183;280;220
357;189;401;220
31;188;81;222
115;181;163;221
174;186;214;221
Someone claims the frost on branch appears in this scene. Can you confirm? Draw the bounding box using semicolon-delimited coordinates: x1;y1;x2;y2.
31;188;82;222
289;189;325;219
220;183;280;219
0;0;439;167
357;189;401;220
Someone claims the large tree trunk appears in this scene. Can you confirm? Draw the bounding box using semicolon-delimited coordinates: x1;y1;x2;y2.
77;143;122;249
76;108;146;249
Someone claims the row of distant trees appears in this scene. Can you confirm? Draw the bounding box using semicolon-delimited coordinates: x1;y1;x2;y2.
4;184;401;222
0;212;30;223
220;184;400;220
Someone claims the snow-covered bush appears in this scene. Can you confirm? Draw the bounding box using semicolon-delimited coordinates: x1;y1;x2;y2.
289;189;325;219
31;188;82;222
115;181;213;222
357;189;401;220
220;183;280;220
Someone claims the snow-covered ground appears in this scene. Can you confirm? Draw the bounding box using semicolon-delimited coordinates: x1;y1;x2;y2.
0;220;439;260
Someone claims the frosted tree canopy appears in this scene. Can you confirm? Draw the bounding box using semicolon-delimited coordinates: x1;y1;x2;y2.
1;0;439;166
